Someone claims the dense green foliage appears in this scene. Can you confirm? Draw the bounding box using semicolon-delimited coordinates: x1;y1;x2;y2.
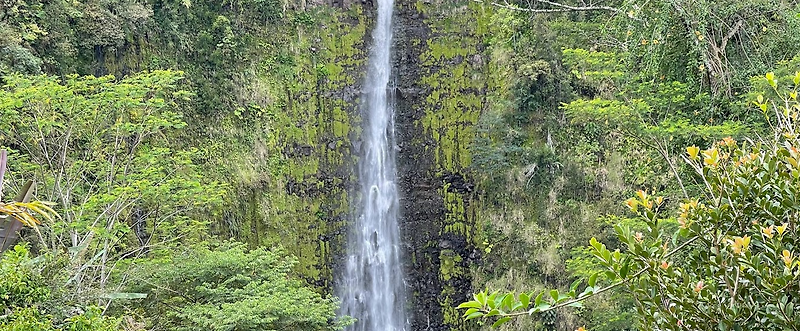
129;242;349;331
0;0;367;327
0;71;224;302
463;0;800;329
0;245;121;331
460;73;800;330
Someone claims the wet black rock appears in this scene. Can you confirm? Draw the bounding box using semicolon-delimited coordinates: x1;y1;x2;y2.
442;172;475;194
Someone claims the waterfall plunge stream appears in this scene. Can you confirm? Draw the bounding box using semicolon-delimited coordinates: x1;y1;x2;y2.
339;0;407;330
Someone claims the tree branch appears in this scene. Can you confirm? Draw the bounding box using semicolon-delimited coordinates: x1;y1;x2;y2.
477;235;700;318
471;0;620;13
719;19;744;52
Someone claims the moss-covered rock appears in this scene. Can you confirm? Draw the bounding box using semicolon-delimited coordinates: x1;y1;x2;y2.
394;1;498;329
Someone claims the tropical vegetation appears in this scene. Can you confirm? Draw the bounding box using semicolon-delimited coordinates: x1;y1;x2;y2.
0;0;799;330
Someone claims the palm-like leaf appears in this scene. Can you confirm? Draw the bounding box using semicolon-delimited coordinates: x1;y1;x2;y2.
0;201;59;227
0;150;60;251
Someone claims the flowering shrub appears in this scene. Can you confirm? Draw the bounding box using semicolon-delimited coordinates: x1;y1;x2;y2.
460;72;800;330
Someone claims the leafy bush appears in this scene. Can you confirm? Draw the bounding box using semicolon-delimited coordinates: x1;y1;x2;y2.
460;71;800;330
130;242;351;331
0;245;50;310
0;245;121;331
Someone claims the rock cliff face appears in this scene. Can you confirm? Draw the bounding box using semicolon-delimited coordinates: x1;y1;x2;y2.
262;2;495;328
263;2;495;328
243;3;494;329
392;2;491;329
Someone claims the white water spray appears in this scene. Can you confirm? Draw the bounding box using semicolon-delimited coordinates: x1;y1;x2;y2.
339;0;407;330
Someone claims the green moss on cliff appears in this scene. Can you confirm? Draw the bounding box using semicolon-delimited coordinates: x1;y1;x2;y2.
418;5;486;171
412;1;495;329
241;6;368;283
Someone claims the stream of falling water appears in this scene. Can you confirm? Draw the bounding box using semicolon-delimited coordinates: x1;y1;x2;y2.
338;0;407;330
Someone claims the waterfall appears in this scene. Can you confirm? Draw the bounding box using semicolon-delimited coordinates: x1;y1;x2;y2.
338;0;407;330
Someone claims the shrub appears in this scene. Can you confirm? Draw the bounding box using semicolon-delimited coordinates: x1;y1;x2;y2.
460;72;800;330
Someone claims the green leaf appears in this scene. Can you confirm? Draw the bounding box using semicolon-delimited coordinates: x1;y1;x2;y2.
550;289;559;302
766;72;777;88
458;301;483;309
492;317;512;328
493;292;505;309
590;237;601;251
465;312;484;320
601;249;612;263
620;256;631;278
487;291;498;309
588;273;598;287
579;286;595;298
519;292;531;308
463;308;479;316
476;291;487;305
501;293;514;310
566;301;584;308
570;279;582;292
556;293;571;303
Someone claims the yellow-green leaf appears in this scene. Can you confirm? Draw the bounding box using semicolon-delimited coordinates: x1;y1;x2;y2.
492;317;512;328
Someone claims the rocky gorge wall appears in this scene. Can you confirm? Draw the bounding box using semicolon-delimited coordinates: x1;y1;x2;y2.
220;2;502;329
17;0;772;329
393;1;495;329
207;2;499;329
219;2;499;328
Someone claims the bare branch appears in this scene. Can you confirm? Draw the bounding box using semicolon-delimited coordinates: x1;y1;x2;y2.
719;19;744;52
472;0;620;13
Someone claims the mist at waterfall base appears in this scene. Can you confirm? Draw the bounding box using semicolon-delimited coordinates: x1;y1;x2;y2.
337;0;408;330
